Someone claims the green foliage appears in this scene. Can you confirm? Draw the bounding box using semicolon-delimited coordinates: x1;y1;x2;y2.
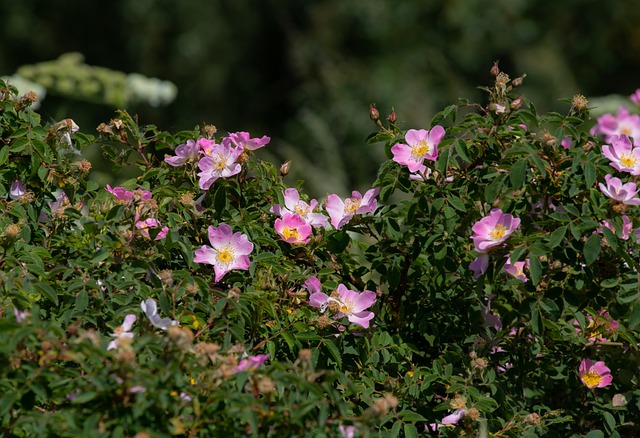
1;68;640;437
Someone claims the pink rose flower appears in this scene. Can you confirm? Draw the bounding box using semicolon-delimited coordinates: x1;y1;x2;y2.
469;253;490;279
236;354;270;372
591;106;640;145
271;188;328;228
164;139;201;167
225;131;270;151
309;284;376;329
579;358;613;389
503;255;529;282
106;184;134;202
325;188;380;230
471;209;520;252
135;218;169;240
274;213;313;245
391;126;445;172
598;174;640;205
602;135;640;175
194;223;253;282
197;142;243;190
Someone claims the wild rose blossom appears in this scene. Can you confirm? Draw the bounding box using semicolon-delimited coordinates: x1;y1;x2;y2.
469;253;489;279
274;213;312;245
601;135;640;175
108;314;136;350
9;180;26;200
197;141;243;190
235;354;270;372
441;409;466;425
141;298;178;330
471;209;520;252
164;139;201;166
579;358;613;389
598;174;640;205
391;126;445;172
591;106;640;145
135;218;169;240
503;255;529;282
226;131;270;151
106;184;135;202
326;188;380;230
270;188;328;228
600;215;633;240
193;223;253;282
309;284;376;329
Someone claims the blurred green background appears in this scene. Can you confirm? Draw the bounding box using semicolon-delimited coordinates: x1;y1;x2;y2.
2;0;640;196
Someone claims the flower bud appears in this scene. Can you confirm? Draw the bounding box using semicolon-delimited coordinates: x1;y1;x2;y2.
387;110;396;124
490;62;500;76
369;104;380;122
524;412;541;425
279;160;291;177
511;98;523;110
612;394;627;407
511;74;526;87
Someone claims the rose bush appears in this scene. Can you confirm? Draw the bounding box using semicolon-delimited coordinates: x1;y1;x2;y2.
1;66;640;437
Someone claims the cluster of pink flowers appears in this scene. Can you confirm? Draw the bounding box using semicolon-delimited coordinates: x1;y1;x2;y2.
391;126;445;179
306;276;377;329
469;209;521;279
163;132;270;190
591;106;640;145
106;184;169;240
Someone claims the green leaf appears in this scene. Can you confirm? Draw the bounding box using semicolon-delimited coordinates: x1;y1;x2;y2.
583;234;601;266
398;410;427;423
454;139;471;164
403;423;419;438
548;225;567;248
447;196;466;212
629;304;640;330
75;290;89;312
603;411;616;434
322;339;342;369
34;282;58;305
528;255;542;285
510;159;527;189
585;430;604;438
0;145;8;166
583;162;597;188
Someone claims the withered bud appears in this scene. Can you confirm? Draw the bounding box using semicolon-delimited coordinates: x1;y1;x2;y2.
4;224;21;239
524;412;541;425
227;286;241;301
73;160;92;174
369;104;380;122
134;432;152;438
185;283;199;295
572;94;589;111
158;269;173;287
316;315;331;328
471;357;488;370
195;342;220;359
238;152;250;164
256;376;275;393
496;72;510;90
116;345;136;363
450;394;467;410
122;229;134;241
96;122;113;134
167;326;194;348
542;132;557;146
469;351;478;360
371;393;399;416
612;394;627;407
612;202;627;215
511;74;526;87
279;160;291;177
298;348;312;363
202;124;217;139
179;192;195;207
40;341;54;352
490;62;500;76
464;407;481;421
18;91;38;108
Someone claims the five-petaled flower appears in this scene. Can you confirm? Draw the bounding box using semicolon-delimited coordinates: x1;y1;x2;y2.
391;126;445;172
164;139;201;167
309;284;376;329
591;106;640;145
271;188;328;228
598;174;640;205
194;223;253;282
108;314;136;350
197;142;243;190
602;135;640;175
326;188;380;230
136;218;169;240
471;209;520;252
503;255;529;282
141;298;178;330
274;213;313;245
226;131;270;151
579;358;613;389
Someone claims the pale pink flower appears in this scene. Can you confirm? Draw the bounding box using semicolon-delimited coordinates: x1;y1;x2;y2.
441;409;466;425
274;213;312;245
309;284;376;329
591;106;640;145
391;126;445;172
561;136;573;149
471;209;520;252
338;425;356;438
135;218;169;240
469;253;489;279
164;139;201;166
480;296;502;331
598;174;640;205
579;358;613;389
106;184;134;202
107;314;136;350
9;180;25;200
602;135;640;175
304;276;322;295
194;223;253;282
631;89;640;105
197;142;243;190
226;131;270;151
408;164;433;182
141;298;178;330
236;354;269;372
504;255;529;282
600;215;633;240
270;188;328;228
325;188;380;230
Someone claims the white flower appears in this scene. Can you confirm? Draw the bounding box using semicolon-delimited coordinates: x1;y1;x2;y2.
141;298;178;330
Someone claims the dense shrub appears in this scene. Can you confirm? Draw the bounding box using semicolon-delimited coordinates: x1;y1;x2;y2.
1;68;639;437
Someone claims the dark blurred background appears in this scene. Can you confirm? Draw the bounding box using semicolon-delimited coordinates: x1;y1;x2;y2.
2;0;640;196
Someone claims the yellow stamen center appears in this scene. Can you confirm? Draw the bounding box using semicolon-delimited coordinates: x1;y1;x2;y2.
489;223;507;240
620;152;637;168
216;245;235;265
282;227;301;241
339;300;354;314
212;153;227;170
411;140;431;159
621;126;632;136
293;202;309;216
582;372;602;388
344;198;361;214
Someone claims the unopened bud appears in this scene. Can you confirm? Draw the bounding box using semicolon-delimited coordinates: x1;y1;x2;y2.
387;110;396;124
369;104;380;122
511;74;526;87
279;160;291;177
490;62;500;76
511;98;523;110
